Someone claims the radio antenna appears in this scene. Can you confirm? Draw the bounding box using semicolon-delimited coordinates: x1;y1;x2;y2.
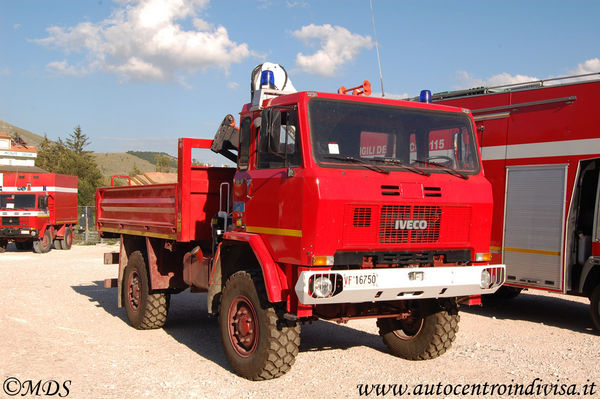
370;0;385;97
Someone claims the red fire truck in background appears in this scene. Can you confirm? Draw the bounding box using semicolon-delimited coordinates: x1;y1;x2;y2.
0;172;78;253
97;64;505;380
433;73;600;330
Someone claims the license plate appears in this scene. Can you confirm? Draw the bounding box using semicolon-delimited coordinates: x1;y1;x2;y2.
344;273;378;287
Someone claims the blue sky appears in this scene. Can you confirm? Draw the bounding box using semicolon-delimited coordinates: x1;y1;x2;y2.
1;0;599;163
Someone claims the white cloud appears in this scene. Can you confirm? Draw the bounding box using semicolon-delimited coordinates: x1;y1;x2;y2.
227;81;239;90
47;60;89;76
34;0;250;82
570;58;600;75
456;70;538;89
293;24;372;77
456;58;600;90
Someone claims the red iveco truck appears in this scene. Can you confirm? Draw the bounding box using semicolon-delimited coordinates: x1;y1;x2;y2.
0;172;78;253
433;73;600;330
97;72;505;380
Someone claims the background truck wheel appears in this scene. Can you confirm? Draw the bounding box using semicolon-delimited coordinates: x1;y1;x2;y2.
219;270;300;380
122;251;170;329
590;284;600;332
54;239;63;250
377;298;459;360
33;230;52;253
0;240;7;253
61;227;73;250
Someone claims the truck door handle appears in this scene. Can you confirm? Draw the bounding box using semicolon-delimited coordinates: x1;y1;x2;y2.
246;179;253;199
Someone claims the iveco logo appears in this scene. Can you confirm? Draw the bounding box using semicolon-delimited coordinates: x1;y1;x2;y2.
394;219;428;230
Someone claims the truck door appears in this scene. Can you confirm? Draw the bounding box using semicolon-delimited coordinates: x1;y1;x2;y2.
239;107;304;264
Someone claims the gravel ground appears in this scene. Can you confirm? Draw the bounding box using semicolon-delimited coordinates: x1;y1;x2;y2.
1;243;599;398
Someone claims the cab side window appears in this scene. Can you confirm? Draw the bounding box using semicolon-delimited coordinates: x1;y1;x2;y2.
238;117;251;170
257;110;301;169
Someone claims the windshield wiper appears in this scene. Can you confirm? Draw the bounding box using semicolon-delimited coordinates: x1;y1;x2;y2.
325;156;390;174
371;157;431;177
413;159;469;180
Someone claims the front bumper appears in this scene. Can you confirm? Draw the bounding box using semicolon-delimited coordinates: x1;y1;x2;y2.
294;265;505;305
0;228;38;238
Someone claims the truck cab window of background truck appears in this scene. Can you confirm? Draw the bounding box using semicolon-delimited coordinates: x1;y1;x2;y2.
0;194;37;209
309;99;479;174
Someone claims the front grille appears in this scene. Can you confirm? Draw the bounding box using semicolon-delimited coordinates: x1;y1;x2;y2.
2;217;20;226
353;207;372;227
379;205;441;243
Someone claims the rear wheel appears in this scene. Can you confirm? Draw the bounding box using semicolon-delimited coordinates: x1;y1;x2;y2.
33;230;52;253
377;298;459;360
0;240;7;253
61;227;73;250
219;270;300;380
54;239;63;250
590;284;600;332
122;251;169;329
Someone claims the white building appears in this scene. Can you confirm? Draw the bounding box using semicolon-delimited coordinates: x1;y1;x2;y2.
0;132;37;167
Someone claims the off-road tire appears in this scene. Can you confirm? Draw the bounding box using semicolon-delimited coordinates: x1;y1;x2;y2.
219;270;300;380
54;239;63;250
377;298;459;360
122;251;170;330
0;240;7;253
33;230;52;253
61;227;73;250
590;284;600;332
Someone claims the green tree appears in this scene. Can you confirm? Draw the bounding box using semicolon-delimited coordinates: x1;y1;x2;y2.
129;162;142;177
35;127;104;206
154;154;171;172
65;125;91;155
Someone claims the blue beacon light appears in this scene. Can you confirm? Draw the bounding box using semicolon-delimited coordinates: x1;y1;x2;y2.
419;89;432;103
260;70;275;89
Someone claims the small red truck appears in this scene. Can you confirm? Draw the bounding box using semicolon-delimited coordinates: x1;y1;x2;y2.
0;172;78;253
97;69;505;380
433;73;600;330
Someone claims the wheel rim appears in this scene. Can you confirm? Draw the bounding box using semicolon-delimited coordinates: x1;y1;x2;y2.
65;230;72;247
41;233;50;249
127;271;142;311
227;295;259;357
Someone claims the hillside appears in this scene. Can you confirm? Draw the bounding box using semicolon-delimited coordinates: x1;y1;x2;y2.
0;120;180;179
92;153;159;178
0;120;46;148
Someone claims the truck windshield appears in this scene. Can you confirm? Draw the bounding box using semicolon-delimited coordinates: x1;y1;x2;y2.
0;194;37;210
308;99;480;175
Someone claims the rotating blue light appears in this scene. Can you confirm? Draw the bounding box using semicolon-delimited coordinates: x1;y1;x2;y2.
420;89;432;103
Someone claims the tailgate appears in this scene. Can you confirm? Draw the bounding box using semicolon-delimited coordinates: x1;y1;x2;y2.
96;183;178;240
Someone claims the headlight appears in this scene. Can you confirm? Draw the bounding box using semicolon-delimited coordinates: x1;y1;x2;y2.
480;269;492;289
312;276;333;298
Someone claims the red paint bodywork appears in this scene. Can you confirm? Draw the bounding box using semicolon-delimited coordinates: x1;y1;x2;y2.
0;172;78;241
97;90;496;313
435;78;600;294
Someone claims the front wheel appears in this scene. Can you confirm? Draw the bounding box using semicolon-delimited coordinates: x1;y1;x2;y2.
377;298;459;360
219;270;300;380
590;285;600;332
33;230;52;253
122;251;170;329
